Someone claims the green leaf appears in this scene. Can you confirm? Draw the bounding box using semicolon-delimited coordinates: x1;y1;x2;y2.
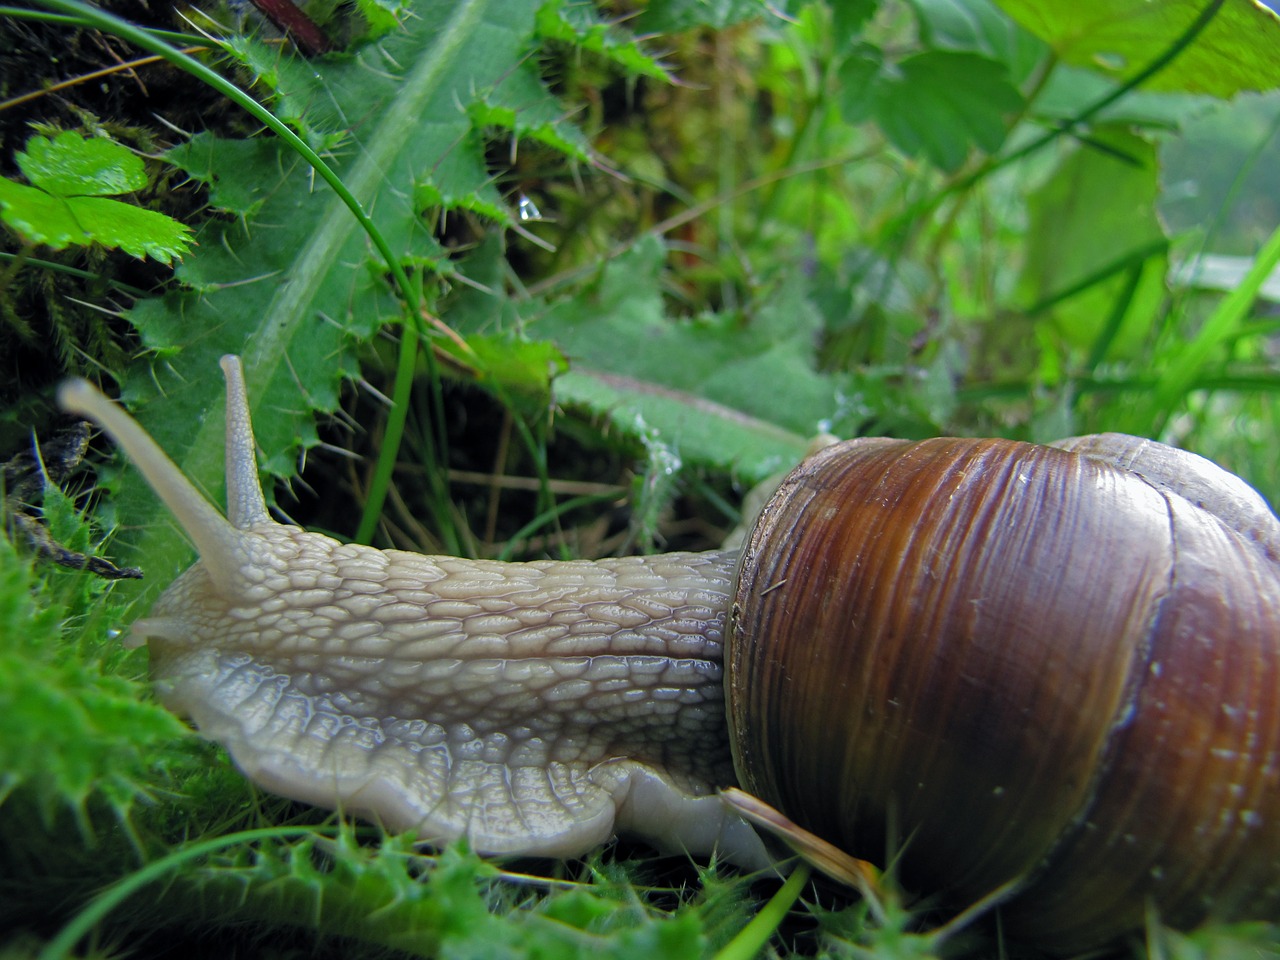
908;0;1047;82
830;0;879;43
636;0;800;31
168;136;283;218
837;46;883;124
0;179;93;249
1032;63;1215;129
993;0;1280;97
0;132;192;262
60;196;197;262
533;237;833;481
0;178;191;263
1016;127;1168;363
16;131;148;197
872;50;1023;172
437;333;569;396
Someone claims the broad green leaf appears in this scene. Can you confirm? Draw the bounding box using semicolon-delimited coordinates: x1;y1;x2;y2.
0;177;191;263
831;0;879;43
436;333;569;396
908;0;1047;83
837;46;883;124
872;50;1023;172
57;195;195;263
0;132;191;262
533;237;832;481
1016;127;1168;363
15;131;147;197
993;0;1280;97
171;136;284;218
1158;88;1280;239
555;370;810;481
114;0;591;591
1032;63;1215;129
0;179;93;248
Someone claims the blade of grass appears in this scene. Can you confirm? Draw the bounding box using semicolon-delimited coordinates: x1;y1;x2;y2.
493;492;622;562
0;251;150;297
1134;220;1280;435
714;863;811;960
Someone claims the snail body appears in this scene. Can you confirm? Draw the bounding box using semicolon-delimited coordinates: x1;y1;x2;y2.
61;357;1280;951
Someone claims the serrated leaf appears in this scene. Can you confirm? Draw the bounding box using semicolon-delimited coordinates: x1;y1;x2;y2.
535;1;674;81
636;0;800;31
0;177;192;263
437;333;569;395
993;0;1280;97
16;131;147;197
872;50;1023;172
169;136;286;217
220;35;359;153
0;178;93;248
58;195;193;263
533;237;834;481
354;0;404;35
115;0;593;590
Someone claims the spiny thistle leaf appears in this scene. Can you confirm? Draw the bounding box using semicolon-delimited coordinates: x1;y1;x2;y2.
143;830;739;958
535;1;675;81
114;0;597;590
530;236;835;482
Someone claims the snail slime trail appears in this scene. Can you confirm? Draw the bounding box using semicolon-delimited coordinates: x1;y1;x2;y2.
62;356;1280;954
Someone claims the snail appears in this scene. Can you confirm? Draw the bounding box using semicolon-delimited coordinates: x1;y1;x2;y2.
60;356;1280;952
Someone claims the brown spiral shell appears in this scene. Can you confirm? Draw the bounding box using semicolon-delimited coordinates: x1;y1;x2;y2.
727;436;1280;950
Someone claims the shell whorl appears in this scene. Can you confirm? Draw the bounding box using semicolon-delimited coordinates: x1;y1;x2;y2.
728;435;1280;950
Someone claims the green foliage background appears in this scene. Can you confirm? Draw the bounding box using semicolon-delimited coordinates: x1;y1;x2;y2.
1;0;1279;956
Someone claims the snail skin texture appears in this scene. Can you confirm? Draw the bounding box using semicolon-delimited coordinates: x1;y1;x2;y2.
62;357;1280;953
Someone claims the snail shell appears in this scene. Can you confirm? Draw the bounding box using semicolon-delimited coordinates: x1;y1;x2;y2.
729;435;1280;949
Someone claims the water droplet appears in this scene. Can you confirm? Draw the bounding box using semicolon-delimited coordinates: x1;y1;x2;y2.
517;193;542;222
